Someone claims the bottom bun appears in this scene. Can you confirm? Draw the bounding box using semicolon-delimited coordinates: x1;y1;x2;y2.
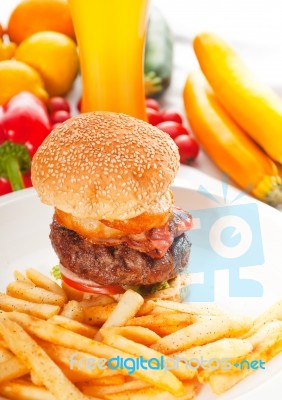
144;273;191;302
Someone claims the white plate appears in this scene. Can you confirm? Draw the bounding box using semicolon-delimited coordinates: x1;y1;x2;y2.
0;171;281;400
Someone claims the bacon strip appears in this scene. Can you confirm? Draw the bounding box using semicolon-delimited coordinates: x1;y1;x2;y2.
87;207;192;258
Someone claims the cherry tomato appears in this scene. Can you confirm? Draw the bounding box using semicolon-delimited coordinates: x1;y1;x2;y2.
47;97;70;113
146;107;163;126
174;135;200;164
161;110;183;124
50;110;71;124
61;274;125;295
77;97;82;112
156;121;190;140
51;123;63;129
145;98;160;111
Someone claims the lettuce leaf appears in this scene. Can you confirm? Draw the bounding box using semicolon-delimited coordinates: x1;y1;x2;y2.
50;265;61;280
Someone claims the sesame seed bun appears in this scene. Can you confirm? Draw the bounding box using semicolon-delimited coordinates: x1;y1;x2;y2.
31;112;180;220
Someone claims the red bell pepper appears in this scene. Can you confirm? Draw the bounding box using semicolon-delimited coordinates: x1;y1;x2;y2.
0;91;51;195
0;173;32;196
1;91;51;157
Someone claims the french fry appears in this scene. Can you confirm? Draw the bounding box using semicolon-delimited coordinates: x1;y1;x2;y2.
0;294;60;319
242;299;282;338
154;325;189;337
81;380;151;397
205;321;282;393
126;314;192;336
101;367;125;379
6;312;185;396
80;296;116;308
149;307;182;315
58;367;102;383
0;345;14;363
0;317;89;400
60;300;84;322
151;315;252;354
0;380;56;400
49;315;98;338
14;271;34;284
209;371;252;395
103;383;196;400
247;320;282;351
0;356;29;383
136;301;157;316
7;280;65;307
99;290;144;330
26;268;68;302
127;313;194;328
148;300;225;316
103;334;196;381
84;303;116;326
99;368;123;378
30;369;43;386
36;339;103;379
87;375;126;386
100;326;160;346
174;338;253;361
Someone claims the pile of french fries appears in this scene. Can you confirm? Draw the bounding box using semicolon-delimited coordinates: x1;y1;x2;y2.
0;268;281;400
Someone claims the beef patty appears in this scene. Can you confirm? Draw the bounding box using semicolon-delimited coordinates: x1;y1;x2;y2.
50;218;191;286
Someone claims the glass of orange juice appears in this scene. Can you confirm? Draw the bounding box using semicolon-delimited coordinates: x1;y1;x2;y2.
68;0;149;121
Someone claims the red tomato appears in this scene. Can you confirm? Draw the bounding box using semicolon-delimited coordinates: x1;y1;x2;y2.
156;121;190;140
77;97;82;112
51;123;63;129
146;107;163;126
47;97;70;113
174;135;200;163
161;110;183;124
145;98;160;111
61;274;125;295
50;110;71;124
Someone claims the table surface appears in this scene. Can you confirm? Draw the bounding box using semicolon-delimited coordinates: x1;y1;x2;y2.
1;0;282;190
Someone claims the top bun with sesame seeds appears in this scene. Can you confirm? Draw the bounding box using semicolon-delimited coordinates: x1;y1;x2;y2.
31;111;180;221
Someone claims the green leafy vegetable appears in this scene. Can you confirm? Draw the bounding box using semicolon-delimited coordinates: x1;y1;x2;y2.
50;265;61;280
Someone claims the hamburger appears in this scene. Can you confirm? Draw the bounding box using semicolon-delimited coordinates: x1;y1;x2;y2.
31;112;192;301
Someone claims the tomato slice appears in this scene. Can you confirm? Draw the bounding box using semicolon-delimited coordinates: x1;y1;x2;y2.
61;274;125;295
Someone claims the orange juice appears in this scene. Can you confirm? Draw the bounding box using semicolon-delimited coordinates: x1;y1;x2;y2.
68;0;149;120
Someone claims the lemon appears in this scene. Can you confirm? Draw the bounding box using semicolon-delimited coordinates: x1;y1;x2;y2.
0;60;48;105
15;31;79;96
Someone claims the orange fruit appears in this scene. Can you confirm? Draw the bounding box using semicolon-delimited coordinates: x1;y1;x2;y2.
0;24;3;39
8;0;75;44
15;31;79;96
